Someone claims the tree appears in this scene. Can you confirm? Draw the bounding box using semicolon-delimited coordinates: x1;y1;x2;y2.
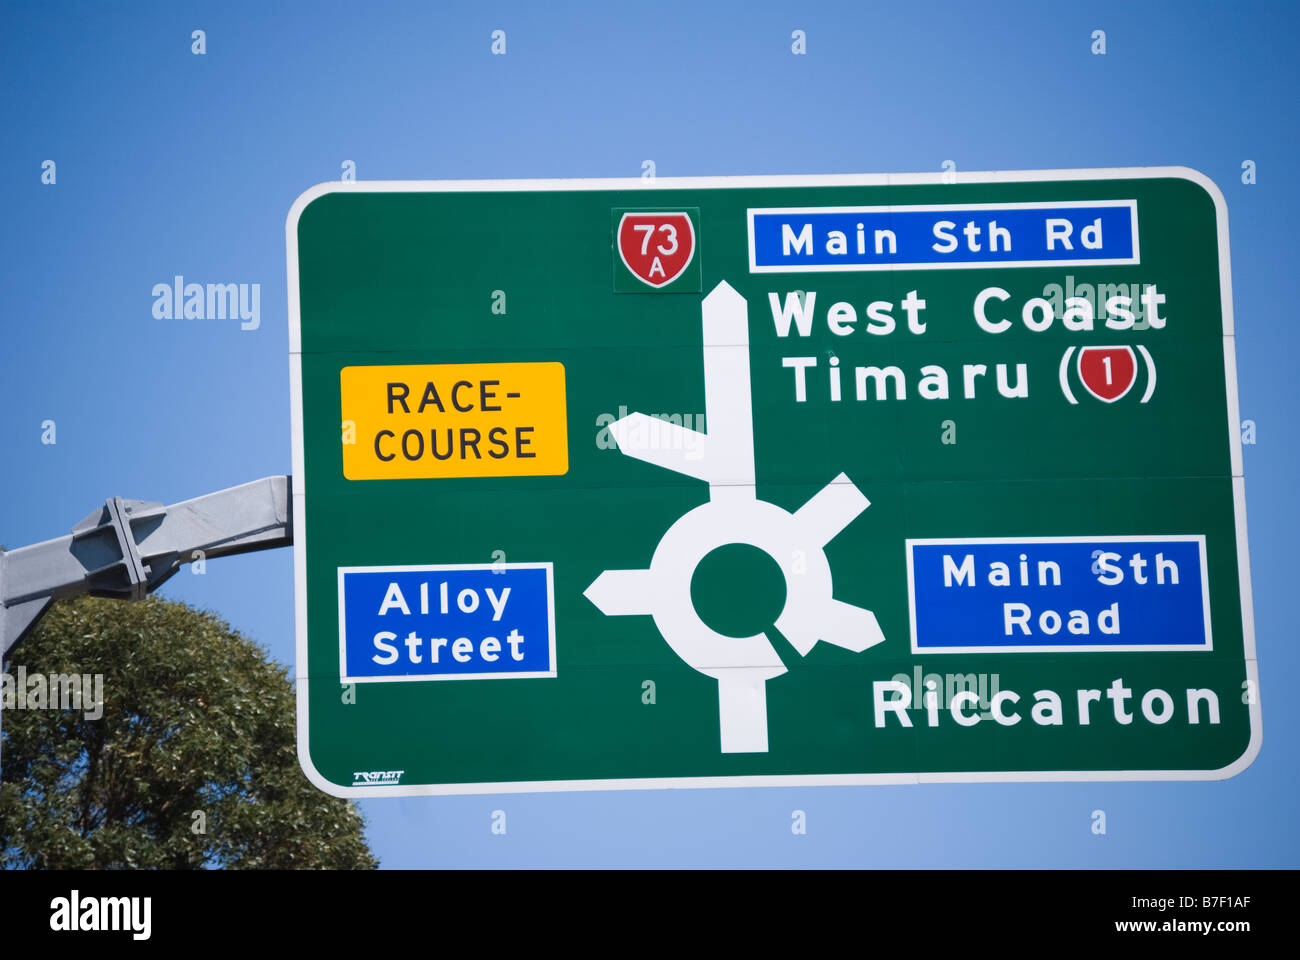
0;595;377;869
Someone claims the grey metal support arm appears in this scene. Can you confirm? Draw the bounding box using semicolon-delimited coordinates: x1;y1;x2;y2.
0;476;293;660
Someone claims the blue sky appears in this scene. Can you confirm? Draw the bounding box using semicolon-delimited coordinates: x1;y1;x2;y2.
2;0;1296;866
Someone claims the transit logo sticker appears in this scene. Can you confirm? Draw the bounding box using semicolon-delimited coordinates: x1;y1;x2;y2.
352;770;405;786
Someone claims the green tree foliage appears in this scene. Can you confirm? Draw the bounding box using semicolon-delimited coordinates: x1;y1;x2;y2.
0;595;377;869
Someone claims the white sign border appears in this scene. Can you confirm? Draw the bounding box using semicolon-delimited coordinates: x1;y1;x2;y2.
287;166;1260;797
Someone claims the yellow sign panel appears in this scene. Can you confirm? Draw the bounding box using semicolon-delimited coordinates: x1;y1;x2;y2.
340;362;568;480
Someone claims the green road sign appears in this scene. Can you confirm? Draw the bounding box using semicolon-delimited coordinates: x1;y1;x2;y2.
287;168;1259;797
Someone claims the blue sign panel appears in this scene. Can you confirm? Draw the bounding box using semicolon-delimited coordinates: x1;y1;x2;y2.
907;537;1210;653
338;563;556;681
748;201;1138;271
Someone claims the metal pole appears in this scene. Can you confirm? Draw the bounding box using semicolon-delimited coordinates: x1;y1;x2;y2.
0;476;292;659
0;476;294;787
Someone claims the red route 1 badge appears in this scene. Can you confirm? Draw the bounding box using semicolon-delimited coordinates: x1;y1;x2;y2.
1077;345;1137;402
616;213;696;288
